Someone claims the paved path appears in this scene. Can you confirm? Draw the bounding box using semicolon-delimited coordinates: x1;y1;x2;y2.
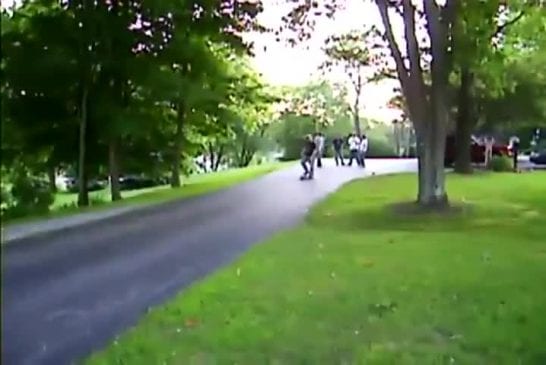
1;159;417;365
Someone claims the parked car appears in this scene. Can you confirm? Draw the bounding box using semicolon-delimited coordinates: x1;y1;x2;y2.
445;135;511;166
67;177;107;193
530;150;546;165
118;175;167;191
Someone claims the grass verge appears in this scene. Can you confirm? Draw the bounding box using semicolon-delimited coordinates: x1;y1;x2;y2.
86;172;546;364
5;162;293;226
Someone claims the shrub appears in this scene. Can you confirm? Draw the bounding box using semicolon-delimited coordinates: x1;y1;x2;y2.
367;137;397;157
6;171;54;219
487;155;513;172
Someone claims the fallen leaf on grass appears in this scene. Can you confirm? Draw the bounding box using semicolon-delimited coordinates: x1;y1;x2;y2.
184;318;200;328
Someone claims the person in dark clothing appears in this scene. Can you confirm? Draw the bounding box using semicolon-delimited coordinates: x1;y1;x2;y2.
300;134;316;180
332;136;345;166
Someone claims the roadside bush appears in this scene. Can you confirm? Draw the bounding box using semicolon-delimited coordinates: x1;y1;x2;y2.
1;181;14;217
488;155;513;172
6;172;54;219
367;137;397;157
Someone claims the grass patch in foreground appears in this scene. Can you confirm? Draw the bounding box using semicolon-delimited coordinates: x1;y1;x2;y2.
6;162;292;225
87;172;546;364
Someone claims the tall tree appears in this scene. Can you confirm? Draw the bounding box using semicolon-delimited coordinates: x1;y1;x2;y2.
320;27;383;135
280;0;458;207
450;0;539;173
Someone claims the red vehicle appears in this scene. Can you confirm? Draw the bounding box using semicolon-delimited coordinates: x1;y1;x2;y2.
445;135;511;166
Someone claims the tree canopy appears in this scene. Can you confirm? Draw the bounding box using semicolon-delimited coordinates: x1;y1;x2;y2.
1;0;283;218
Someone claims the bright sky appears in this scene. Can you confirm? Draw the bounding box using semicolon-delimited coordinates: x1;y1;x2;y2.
245;0;403;122
1;0;403;121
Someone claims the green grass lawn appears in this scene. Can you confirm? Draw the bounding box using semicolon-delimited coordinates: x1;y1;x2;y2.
86;172;546;364
7;162;292;225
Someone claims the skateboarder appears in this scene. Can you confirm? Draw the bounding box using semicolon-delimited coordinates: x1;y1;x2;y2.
300;134;316;180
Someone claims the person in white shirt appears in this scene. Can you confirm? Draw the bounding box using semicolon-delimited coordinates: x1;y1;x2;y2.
509;135;520;171
358;134;369;167
347;133;361;166
484;136;495;166
313;132;325;168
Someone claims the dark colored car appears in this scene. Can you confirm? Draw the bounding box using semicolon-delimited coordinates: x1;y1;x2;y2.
67;177;107;192
118;175;167;191
530;150;546;165
445;135;511;166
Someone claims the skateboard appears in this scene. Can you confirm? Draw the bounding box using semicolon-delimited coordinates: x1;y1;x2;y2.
299;174;314;181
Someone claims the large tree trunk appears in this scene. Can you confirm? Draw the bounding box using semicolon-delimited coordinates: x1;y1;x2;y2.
415;107;449;208
454;67;475;174
77;86;89;207
108;137;122;201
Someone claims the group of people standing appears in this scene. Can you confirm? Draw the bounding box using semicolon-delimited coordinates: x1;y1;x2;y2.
300;132;369;180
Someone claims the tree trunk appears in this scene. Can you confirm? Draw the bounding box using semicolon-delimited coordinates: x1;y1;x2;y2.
77;85;89;207
108;137;122;201
171;103;184;188
47;163;57;193
170;125;182;188
454;67;474;174
353;93;362;136
213;145;224;171
415;108;449;208
208;143;216;171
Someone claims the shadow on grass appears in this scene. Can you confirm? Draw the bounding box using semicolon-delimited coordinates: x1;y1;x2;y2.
305;174;546;236
308;202;545;235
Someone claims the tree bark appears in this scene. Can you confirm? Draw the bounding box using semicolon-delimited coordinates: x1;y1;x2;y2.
77;85;89;207
208;143;216;171
108;137;122;201
171;102;184;188
375;0;455;209
213;145;224;171
454;67;475;174
415;116;449;208
352;77;362;136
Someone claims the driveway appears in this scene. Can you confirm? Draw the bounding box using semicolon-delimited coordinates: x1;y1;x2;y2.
1;159;417;365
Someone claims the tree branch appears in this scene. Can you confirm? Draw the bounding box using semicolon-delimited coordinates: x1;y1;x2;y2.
375;0;409;87
402;0;425;90
494;11;525;38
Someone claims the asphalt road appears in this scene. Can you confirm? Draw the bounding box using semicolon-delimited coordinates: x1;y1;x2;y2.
2;159;417;365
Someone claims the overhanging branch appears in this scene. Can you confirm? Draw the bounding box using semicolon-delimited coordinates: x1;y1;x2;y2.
494;11;525;38
375;0;409;87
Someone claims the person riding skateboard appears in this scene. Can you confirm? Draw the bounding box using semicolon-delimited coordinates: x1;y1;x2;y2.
300;134;316;180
